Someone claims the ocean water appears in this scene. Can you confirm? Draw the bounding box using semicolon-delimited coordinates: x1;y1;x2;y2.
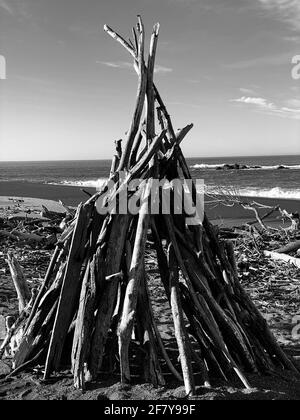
0;155;299;200
188;155;300;200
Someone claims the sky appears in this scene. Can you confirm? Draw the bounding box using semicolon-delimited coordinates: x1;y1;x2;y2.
0;0;299;161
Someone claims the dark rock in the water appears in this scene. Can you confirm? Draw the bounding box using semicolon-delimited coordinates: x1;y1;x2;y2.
277;165;287;170
219;163;252;170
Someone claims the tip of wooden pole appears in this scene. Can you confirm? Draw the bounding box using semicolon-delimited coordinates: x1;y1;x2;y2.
137;15;143;31
154;23;160;36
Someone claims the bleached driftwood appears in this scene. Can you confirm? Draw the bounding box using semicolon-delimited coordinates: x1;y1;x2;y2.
275;240;300;255
264;250;300;268
0;230;44;243
6;252;31;313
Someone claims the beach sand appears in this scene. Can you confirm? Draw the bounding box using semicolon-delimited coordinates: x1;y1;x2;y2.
1;180;299;226
0;181;93;207
0;196;66;215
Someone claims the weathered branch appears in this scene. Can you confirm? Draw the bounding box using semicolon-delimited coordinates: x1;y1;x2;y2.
6;252;31;314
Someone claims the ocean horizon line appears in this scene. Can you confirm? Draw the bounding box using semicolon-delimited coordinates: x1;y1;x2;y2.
0;153;300;164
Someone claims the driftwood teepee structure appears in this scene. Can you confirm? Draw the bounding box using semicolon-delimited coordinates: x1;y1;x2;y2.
2;16;298;396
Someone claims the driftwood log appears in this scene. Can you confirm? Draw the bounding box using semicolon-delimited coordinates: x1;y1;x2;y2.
275;240;300;254
6;253;31;314
264;250;300;269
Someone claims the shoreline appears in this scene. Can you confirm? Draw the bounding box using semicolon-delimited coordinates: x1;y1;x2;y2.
0;180;299;225
0;181;93;206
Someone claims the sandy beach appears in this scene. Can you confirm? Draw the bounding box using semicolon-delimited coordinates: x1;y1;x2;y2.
0;181;93;207
0;196;66;215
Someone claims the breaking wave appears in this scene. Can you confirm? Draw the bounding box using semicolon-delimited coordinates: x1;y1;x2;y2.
204;186;300;200
191;163;300;170
46;179;108;189
237;187;300;200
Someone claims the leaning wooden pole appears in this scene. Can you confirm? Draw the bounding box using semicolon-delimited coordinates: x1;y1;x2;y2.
6;252;31;314
44;204;91;378
168;244;195;396
118;191;151;383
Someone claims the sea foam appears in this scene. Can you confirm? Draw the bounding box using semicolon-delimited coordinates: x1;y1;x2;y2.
191;163;300;170
47;179;107;189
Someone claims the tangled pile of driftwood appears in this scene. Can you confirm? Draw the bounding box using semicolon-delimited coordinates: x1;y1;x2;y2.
1;17;299;396
264;239;300;269
0;201;73;250
213;194;300;269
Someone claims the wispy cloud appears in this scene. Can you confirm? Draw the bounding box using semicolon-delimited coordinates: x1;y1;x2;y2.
0;0;32;19
154;65;173;74
257;0;300;31
98;61;173;74
232;96;275;109
0;0;13;14
169;1;300;31
99;61;129;69
285;98;300;108
231;95;300;120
